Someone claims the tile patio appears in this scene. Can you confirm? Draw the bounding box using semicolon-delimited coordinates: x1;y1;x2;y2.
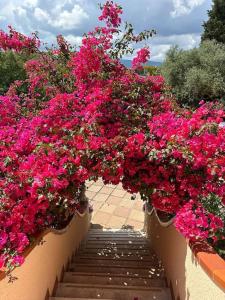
87;179;144;230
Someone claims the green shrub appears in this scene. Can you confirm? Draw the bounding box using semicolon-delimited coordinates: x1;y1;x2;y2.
161;40;225;107
143;65;159;75
0;51;27;94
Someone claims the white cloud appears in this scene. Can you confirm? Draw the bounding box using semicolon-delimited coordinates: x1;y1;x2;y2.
152;33;201;48
150;33;201;61
49;4;89;30
65;34;83;46
124;33;201;62
32;4;89;30
24;0;38;8
0;15;7;21
14;6;27;17
34;7;49;21
151;44;172;62
171;0;205;17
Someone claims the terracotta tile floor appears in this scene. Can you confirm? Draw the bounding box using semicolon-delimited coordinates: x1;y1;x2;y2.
86;179;144;230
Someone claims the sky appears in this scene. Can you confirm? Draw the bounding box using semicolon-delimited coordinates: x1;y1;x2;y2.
0;0;212;62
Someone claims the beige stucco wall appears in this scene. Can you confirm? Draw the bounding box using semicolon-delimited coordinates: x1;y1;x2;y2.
0;212;91;300
145;212;225;300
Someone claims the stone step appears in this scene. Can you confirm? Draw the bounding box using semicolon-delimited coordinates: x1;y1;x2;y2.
88;233;144;238
81;242;149;250
63;272;166;287
70;262;160;270
69;263;164;278
86;235;145;240
82;243;150;251
88;231;144;236
88;229;144;234
73;257;159;267
51;298;113;300
84;236;149;244
74;255;158;262
65;271;164;280
50;224;172;299
83;238;150;245
87;229;145;236
79;247;151;254
88;230;143;233
55;283;171;300
76;252;156;259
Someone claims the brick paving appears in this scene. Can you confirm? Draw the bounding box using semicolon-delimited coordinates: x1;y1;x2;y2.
86;179;144;230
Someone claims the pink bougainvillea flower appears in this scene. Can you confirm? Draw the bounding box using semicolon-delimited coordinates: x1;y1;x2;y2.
12;255;25;266
132;48;150;70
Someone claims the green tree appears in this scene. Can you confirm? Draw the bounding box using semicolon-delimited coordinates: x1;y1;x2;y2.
143;65;159;76
0;51;27;95
202;0;225;43
161;40;225;107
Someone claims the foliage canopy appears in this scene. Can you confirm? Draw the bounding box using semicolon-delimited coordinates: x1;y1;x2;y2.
161;40;225;107
202;0;225;44
0;51;27;95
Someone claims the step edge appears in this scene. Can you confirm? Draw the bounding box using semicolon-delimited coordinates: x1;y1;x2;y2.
70;263;162;270
51;298;114;300
63;273;166;281
73;258;157;262
63;271;166;279
57;282;169;291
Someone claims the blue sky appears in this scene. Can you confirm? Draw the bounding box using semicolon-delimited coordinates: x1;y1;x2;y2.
0;0;212;61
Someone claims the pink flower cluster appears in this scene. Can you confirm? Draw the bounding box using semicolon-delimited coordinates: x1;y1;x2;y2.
175;201;224;240
0;26;40;52
99;1;123;28
132;48;151;70
0;1;224;272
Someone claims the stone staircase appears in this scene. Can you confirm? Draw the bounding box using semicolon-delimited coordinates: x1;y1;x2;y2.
50;228;172;300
